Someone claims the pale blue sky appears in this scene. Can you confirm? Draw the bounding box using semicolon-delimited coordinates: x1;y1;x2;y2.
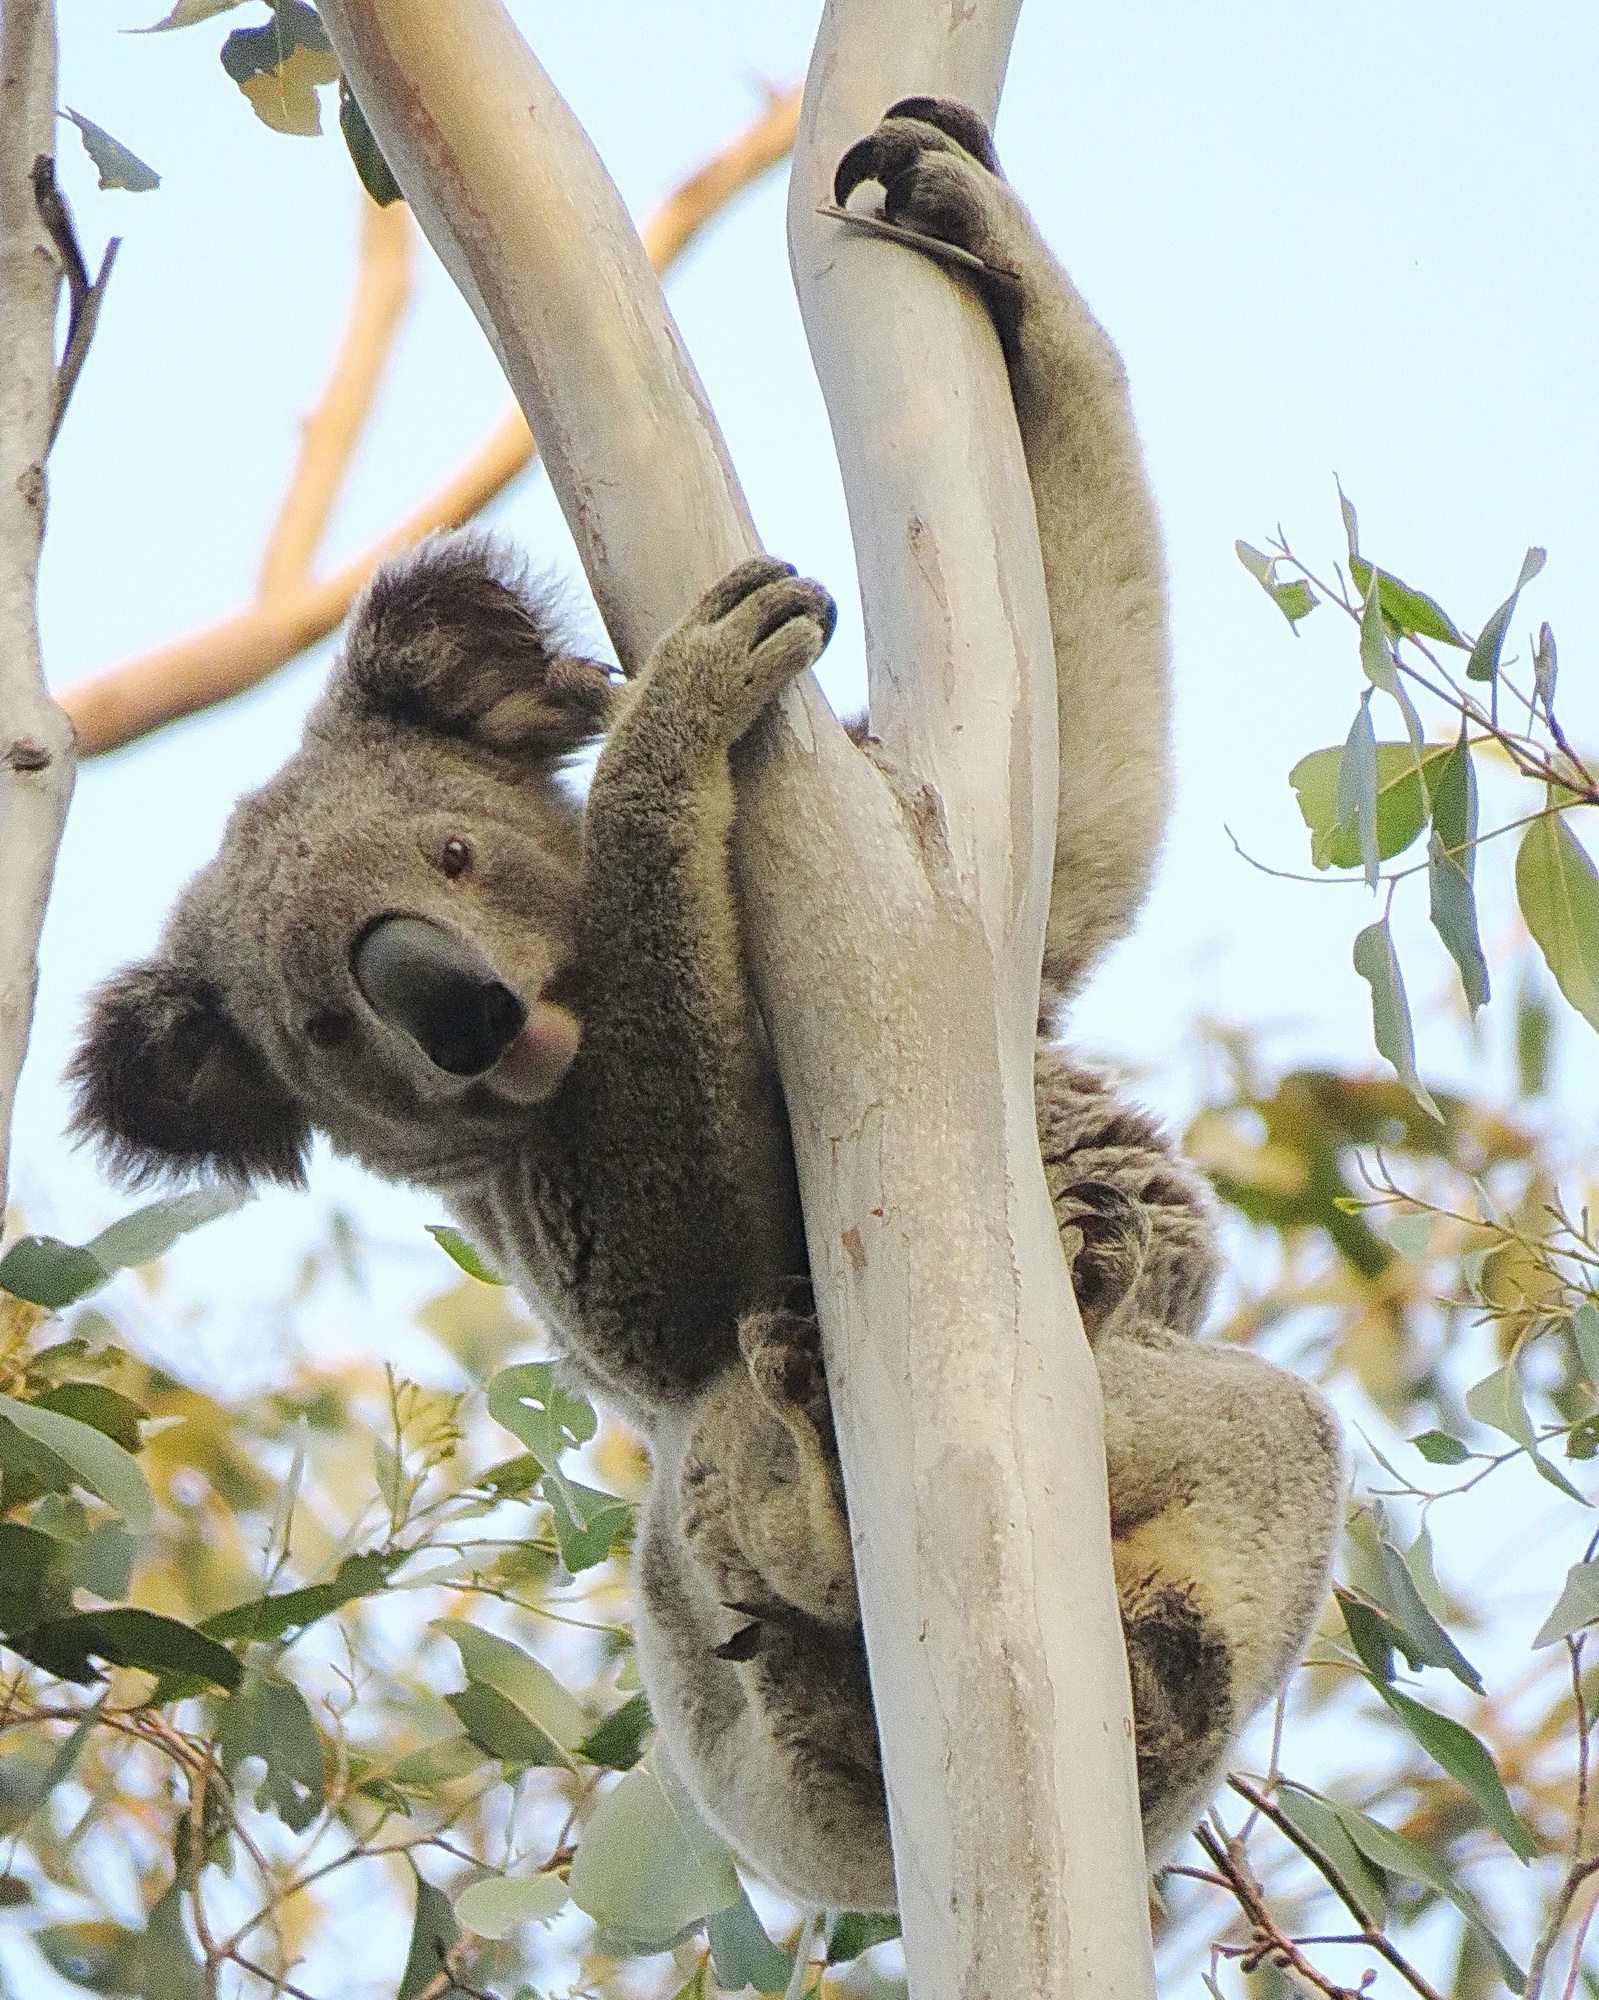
12;1;1599;1333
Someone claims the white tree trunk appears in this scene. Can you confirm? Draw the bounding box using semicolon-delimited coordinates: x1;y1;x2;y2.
316;4;1155;1992
0;0;77;1224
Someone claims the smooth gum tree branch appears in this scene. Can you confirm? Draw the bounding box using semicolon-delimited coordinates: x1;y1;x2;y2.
312;2;1154;1993
58;86;801;758
0;0;78;1223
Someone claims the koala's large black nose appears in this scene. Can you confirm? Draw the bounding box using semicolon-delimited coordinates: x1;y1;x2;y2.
351;916;526;1077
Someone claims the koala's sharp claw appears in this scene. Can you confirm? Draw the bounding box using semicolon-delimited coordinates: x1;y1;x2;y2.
882;95;1001;174
833;134;882;209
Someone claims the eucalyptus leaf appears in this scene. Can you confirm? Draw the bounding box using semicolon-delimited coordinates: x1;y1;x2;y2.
1270;1783;1386;1924
338;81;405;206
21;1607;241;1691
437;1618;585;1764
1348;555;1468;646
1411;1429;1470;1466
61;109;160;192
1571;1303;1599;1386
568;1743;741;1949
578;1689;652;1771
1289;742;1450;871
1337;693;1379;887
1235;540;1317;626
1532;1561;1599;1649
1467;546;1546;683
1322;1796;1526;1990
455;1870;569;1939
707;1883;794;1992
218;1672;325;1831
426;1225;504;1285
200;1549;405;1643
1428;832;1490;1014
398;1870;460;2000
1371;1682;1535;1860
1517;811;1599;1032
543;1473;632;1573
0;1394;152;1531
1352;920;1442;1121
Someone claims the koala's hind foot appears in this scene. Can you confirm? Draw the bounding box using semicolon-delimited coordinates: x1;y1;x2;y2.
834;96;1029;351
677;1307;857;1632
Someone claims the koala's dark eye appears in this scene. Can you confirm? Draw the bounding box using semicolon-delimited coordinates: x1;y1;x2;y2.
305;1007;352;1049
440;838;474;880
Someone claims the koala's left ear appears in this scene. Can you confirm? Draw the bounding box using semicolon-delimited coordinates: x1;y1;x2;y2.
335;532;617;756
68;962;311;1189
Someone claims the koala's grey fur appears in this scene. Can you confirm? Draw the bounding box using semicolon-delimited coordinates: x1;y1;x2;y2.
71;100;1342;1911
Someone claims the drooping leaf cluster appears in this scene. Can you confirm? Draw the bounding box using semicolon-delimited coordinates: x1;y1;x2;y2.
64;2;402;206
1240;499;1598;1126
0;1204;905;1998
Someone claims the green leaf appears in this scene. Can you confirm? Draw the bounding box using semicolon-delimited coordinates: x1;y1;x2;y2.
220;0;339;137
0;1237;109;1309
1235;540;1317;627
1338;1591;1395;1682
455;1870;569;1939
383;1731;489;1793
87;1188;244;1273
133;0;248;26
578;1689;653;1771
1466;1364;1589;1502
1411;1429;1470;1465
399;1869;460;2000
0;1394;152;1530
426;1225;505;1285
1467;546;1546;683
543;1474;632;1573
20;1608;241;1691
1534;621;1559;715
487;1362;595;1463
1348;556;1468;647
0;1189;244;1308
34;1382;146;1453
1428;832;1490;1014
1288;742;1451;871
1353;920;1442;1122
1373;1537;1482;1691
1320;1795;1526;1991
1532;1561;1599;1649
1371;1682;1536;1860
707;1883;793;1992
218;1672;326;1831
68;1521;136;1600
1571;1304;1599;1386
199;1549;406;1642
0;1521;73;1631
142;1882;204;2000
1517;811;1599;1032
338;81;404;206
1337;693;1379;887
1567;1415;1599;1462
1517;964;1557;1096
61;109;160;192
568;1744;741;1950
1429;724;1479;870
1270;1783;1386;1924
437;1618;585;1767
35;1921;147;1995
829;1911;904;1964
1337;480;1360;561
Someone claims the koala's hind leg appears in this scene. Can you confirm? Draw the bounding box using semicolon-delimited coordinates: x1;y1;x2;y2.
676;1308;858;1633
1100;1332;1344;1861
835;102;1171;1007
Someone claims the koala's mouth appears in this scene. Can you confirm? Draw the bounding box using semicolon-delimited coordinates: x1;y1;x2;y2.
351;914;580;1104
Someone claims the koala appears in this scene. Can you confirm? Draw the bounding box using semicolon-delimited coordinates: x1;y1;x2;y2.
70;101;1342;1911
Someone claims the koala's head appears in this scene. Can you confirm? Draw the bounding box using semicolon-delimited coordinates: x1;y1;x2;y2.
70;535;618;1191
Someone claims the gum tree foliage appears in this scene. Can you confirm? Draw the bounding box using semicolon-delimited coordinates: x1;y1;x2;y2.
5;6;1599;2000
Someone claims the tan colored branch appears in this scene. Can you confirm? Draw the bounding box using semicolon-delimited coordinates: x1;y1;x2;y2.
60;85;801;759
257;193;415;598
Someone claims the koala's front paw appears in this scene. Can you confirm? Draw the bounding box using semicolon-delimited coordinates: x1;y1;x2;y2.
656;558;836;750
833;98;1026;351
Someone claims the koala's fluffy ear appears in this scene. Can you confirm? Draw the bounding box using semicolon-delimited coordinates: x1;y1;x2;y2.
68;962;311;1188
335;533;616;755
